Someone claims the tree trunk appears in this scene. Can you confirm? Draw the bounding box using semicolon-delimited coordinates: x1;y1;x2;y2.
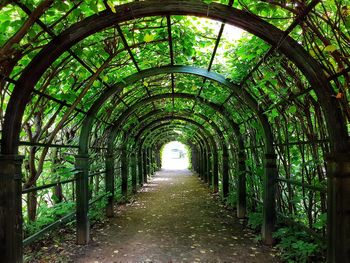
27;190;37;222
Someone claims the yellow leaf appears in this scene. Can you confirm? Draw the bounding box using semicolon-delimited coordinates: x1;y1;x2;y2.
144;33;154;43
143;81;149;87
324;44;337;53
309;50;316;58
336;92;343;99
107;1;116;13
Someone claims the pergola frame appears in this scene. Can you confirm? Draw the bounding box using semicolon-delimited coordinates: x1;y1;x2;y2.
0;1;349;262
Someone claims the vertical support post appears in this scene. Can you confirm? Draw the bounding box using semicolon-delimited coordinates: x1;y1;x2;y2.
143;149;148;183
326;154;350;263
138;149;143;186
213;149;219;193
105;153;115;217
75;154;90;245
131;152;137;194
193;149;197;173
206;151;211;186
198;148;202;177
121;147;128;198
201;150;206;180
262;153;277;245
0;155;24;263
222;148;229;198
207;152;212;187
196;149;200;174
148;148;153;175
237;151;247;218
156;150;161;170
203;150;209;183
191;148;196;172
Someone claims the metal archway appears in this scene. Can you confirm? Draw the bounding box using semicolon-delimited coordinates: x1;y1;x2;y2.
1;1;349;261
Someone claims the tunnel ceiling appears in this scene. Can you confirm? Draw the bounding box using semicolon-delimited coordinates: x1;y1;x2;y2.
0;0;349;154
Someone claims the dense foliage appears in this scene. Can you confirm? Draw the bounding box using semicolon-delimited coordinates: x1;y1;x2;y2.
1;0;349;262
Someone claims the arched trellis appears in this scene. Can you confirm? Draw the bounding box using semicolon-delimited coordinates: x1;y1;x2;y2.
2;2;347;153
106;120;208;217
105;92;256;216
144;128;202;161
123;117;214;205
141;129;201;177
102;89;277;242
0;1;349;262
124;108;247;218
128;111;227;194
137;120;212;186
141;122;214;186
136;117;215;181
139;124;205;162
143;127;205;177
144;128;201;177
74;66;261;246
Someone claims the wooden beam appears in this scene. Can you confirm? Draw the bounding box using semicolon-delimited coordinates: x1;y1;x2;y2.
74;154;90;245
105;153;115;217
121;147;128;198
0;155;23;263
130;152;137;194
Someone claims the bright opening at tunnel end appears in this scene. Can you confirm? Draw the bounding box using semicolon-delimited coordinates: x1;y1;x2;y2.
161;141;189;170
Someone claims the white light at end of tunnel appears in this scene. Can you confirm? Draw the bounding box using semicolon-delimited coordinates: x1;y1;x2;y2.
161;141;189;170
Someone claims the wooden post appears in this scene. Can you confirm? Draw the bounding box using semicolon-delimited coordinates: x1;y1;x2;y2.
262;153;277;245
213;150;219;192
207;152;212;187
191;148;196;172
205;150;210;184
138;149;143;186
326;153;350;263
196;149;200;174
237;151;247;218
222;148;229;198
195;149;198;174
105;153;115;217
202;149;206;181
143;149;148;183
0;155;24;263
198;148;202;177
148;148;153;175
202;150;209;183
130;153;137;194
75;154;90;245
156;150;161;170
121;147;128;198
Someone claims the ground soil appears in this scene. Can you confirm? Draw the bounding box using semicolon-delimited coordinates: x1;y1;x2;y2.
25;169;281;263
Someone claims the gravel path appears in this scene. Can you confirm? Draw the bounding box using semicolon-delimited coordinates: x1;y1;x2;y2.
72;169;280;263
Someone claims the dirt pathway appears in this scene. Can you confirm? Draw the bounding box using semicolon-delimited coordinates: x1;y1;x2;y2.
72;169;280;263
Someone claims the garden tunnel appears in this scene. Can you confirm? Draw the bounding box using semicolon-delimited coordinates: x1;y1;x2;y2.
0;0;350;262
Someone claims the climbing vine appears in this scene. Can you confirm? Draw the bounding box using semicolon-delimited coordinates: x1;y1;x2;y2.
0;0;349;262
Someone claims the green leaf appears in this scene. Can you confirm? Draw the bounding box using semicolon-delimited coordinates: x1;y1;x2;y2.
143;33;154;43
270;108;279;119
288;105;297;114
345;18;350;30
88;1;99;13
107;1;116;13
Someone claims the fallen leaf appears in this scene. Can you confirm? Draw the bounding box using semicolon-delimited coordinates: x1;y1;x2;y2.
336;92;343;99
